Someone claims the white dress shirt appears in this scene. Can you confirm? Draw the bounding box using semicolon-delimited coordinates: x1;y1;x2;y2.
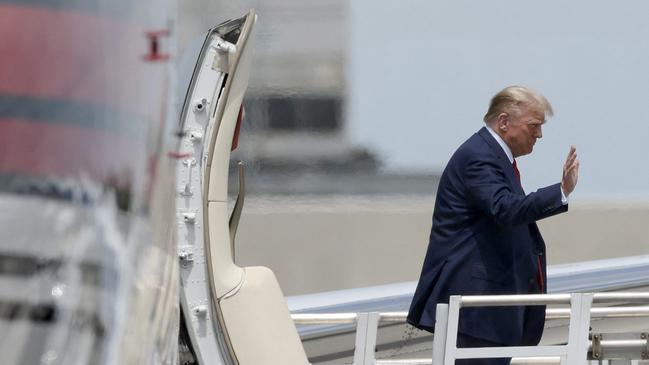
485;126;568;205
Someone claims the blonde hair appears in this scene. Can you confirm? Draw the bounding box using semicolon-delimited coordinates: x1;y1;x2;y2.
483;86;553;124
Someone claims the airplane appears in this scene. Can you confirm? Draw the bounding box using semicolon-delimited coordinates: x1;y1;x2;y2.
1;3;648;364
0;1;183;363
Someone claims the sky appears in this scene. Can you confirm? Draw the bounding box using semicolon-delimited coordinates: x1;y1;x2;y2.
347;0;649;200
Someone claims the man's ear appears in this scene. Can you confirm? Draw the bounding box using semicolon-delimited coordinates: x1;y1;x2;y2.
496;113;509;132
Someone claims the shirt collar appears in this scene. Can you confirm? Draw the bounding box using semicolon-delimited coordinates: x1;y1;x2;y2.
486;125;514;164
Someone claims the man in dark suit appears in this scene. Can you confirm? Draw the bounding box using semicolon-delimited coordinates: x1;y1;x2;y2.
407;86;580;364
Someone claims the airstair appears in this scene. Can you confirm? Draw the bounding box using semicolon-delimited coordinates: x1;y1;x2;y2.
293;293;649;365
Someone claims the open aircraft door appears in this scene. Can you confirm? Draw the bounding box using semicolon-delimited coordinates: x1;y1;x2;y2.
176;11;309;365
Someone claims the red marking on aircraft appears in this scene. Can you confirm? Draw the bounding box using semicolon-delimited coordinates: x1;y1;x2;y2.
143;30;171;62
167;151;193;160
231;105;244;151
0;4;157;113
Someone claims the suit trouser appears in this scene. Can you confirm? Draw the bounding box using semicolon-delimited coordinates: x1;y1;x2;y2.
454;305;545;365
455;333;510;365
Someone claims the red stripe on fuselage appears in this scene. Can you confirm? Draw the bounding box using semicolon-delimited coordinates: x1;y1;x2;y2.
0;4;157;113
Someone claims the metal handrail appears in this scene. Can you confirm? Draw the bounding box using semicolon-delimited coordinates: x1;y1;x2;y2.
292;306;649;325
547;305;649;319
460;294;573;306
379;311;410;323
372;337;649;365
461;292;649;307
292;293;649;365
375;358;565;365
291;313;357;325
593;292;649;302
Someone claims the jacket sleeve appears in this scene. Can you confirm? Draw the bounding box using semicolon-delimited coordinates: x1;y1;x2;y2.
463;157;567;226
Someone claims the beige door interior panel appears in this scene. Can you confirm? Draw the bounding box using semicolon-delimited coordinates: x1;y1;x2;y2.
219;267;310;365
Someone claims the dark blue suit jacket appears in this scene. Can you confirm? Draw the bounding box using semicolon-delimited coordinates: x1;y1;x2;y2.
407;127;568;346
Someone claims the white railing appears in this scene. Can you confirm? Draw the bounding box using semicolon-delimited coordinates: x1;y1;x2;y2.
438;293;593;365
292;292;649;365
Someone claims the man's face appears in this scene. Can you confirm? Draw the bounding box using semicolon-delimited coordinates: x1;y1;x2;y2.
500;106;545;157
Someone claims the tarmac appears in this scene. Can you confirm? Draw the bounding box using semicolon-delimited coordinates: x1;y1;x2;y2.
234;193;649;296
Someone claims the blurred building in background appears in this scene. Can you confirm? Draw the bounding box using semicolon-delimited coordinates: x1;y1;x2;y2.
180;0;438;195
235;0;381;185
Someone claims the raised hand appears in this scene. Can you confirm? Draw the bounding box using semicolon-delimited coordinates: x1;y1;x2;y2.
561;146;579;197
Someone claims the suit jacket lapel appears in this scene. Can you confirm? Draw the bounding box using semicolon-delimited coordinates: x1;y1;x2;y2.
477;127;524;195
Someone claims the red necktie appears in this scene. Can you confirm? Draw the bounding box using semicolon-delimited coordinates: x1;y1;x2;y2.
513;159;543;291
537;255;545;293
512;159;521;187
